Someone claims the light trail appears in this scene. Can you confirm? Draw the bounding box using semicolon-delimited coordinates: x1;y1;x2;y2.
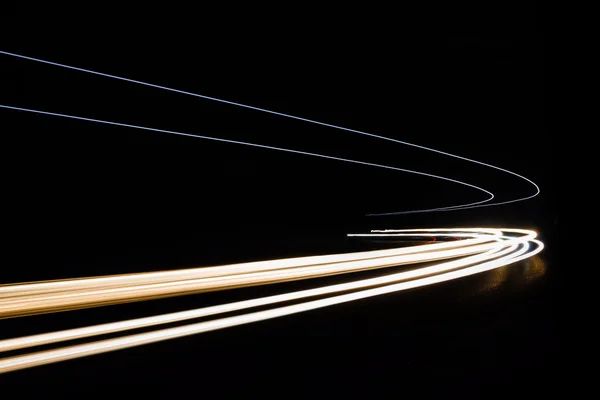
0;232;500;318
0;52;545;374
0;49;540;214
0;104;494;214
0;232;495;300
0;231;499;298
0;229;542;373
0;228;543;373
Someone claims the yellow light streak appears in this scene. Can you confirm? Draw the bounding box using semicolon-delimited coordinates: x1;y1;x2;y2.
0;228;543;374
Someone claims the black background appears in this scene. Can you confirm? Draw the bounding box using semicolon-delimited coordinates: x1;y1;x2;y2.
0;5;557;398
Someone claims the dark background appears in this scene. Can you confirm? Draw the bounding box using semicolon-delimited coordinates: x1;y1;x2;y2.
0;6;557;398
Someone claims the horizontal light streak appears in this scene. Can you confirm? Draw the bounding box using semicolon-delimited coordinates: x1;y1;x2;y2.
0;229;542;373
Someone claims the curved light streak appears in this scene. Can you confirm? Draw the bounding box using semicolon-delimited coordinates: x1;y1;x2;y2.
0;104;494;214
0;52;545;375
0;228;543;373
0;232;502;318
0;49;539;214
0;231;498;300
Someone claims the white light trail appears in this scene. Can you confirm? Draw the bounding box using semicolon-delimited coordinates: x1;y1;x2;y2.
0;49;540;214
0;51;545;375
0;233;500;318
0;229;543;373
0;228;542;373
0;231;496;301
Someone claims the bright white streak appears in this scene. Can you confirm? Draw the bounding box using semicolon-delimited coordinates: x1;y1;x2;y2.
0;237;542;374
0;231;497;299
0;230;535;351
0;235;502;316
0;49;540;214
0;242;508;352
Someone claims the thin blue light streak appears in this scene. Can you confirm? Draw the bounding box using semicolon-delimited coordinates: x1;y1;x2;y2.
0;50;539;214
0;104;494;214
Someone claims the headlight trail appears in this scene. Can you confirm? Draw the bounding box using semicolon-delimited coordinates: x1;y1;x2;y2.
0;229;543;373
0;49;540;215
0;231;496;300
0;232;502;318
0;51;544;374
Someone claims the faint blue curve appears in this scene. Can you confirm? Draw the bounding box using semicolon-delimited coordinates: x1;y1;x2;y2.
0;50;539;214
0;104;493;214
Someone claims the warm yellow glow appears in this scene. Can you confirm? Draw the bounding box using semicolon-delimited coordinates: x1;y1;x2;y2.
0;228;542;374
